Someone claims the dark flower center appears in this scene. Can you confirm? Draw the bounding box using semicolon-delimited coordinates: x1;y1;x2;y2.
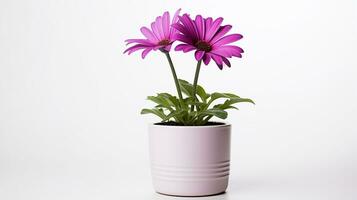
158;39;171;46
195;40;212;52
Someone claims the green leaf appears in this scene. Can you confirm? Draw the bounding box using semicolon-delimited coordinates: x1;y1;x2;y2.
147;95;175;111
178;79;194;97
183;97;195;104
187;101;206;107
214;98;255;110
147;96;168;106
163;110;185;121
214;104;239;110
179;79;209;102
198;108;228;119
140;108;166;120
147;96;161;104
157;93;180;109
226;97;255;105
156;92;173;100
142;86;254;125
196;85;209;102
210;92;240;102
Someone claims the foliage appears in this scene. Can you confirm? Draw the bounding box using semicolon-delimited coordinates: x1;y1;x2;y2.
141;79;254;126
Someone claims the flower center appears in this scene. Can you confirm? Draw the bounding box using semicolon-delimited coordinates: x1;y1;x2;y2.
158;39;171;46
195;40;212;52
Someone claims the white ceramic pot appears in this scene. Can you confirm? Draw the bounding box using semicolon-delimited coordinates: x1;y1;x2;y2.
148;123;231;197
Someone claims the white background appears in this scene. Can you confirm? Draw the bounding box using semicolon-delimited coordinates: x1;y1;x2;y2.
1;0;357;199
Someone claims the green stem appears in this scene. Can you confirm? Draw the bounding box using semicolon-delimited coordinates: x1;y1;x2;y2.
164;52;184;107
191;60;202;111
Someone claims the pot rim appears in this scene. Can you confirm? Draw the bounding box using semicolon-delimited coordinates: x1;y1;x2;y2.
149;122;231;129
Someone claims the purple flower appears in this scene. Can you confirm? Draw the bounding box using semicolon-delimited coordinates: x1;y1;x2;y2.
124;9;181;58
172;14;244;69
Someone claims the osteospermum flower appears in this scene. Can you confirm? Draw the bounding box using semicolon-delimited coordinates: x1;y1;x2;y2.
124;9;181;58
173;14;244;69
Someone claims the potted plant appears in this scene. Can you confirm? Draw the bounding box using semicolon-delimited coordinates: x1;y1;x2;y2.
124;9;254;197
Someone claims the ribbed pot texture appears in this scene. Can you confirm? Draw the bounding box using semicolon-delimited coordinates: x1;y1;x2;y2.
148;124;231;197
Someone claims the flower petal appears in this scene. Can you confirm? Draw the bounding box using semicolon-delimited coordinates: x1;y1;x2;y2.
204;17;213;33
155;16;165;40
223;45;244;53
213;34;243;47
170;9;181;38
140;27;158;42
141;48;153;58
195;50;205;61
174;34;193;44
212;45;243;58
162;11;170;38
179;14;198;40
222;57;231;67
153;46;161;50
150;22;161;41
210;25;232;43
172;9;181;24
205;17;223;41
124;44;148;54
211;54;224;69
172;24;192;39
203;54;211;65
195;15;205;40
183;45;196;53
175;44;194;51
210;49;232;58
125;39;154;46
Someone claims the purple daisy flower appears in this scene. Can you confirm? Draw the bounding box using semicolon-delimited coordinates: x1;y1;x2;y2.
172;14;244;69
124;9;181;58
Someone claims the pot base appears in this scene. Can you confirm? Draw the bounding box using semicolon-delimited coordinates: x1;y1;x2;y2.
153;177;228;197
156;191;227;197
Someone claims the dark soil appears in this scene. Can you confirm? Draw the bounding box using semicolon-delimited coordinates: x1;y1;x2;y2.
154;121;226;126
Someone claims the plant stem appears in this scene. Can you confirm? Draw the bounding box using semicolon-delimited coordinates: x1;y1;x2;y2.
191;60;202;111
164;52;184;107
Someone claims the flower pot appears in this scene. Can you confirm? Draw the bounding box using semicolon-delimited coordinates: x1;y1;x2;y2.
148;123;231;197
